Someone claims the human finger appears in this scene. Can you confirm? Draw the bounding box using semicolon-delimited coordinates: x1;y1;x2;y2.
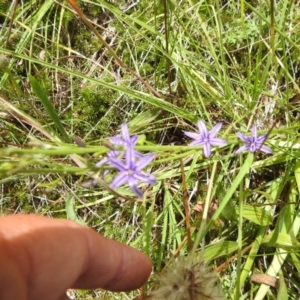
0;215;152;300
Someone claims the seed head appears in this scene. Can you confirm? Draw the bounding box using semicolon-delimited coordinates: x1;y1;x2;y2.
150;258;225;300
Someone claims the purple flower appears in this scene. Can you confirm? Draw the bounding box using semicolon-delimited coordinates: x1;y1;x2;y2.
184;120;227;158
235;124;272;154
90;123;156;197
95;123;141;167
109;144;157;198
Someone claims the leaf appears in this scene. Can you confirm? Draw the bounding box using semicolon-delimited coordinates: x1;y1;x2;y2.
217;183;237;221
294;160;300;194
65;195;87;226
204;153;254;235
128;108;161;131
238;205;273;226
277;270;288;300
262;232;300;249
28;75;70;142
204;241;238;262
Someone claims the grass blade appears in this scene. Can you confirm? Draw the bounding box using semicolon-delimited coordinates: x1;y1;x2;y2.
28;75;70;142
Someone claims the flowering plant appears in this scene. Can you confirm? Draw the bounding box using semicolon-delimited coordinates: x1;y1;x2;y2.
90;121;272;199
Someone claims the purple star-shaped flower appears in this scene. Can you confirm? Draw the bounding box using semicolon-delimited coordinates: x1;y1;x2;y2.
109;143;157;198
95;123;142;167
184;120;227;158
83;123;156;192
235;124;272;154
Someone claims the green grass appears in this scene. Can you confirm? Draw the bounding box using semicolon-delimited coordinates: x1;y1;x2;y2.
1;0;300;299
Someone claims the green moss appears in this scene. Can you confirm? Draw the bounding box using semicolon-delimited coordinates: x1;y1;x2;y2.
72;82;118;137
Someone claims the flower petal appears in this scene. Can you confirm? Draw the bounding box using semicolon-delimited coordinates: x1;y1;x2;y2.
197;120;208;135
135;173;157;184
128;179;143;198
203;143;211;157
256;134;267;144
109;157;127;171
95;157;109;167
260;145;272;154
146;173;157;184
235;145;249;154
134;150;145;159
108;149;121;158
136;153;156;170
184;131;201;140
236;132;250;143
251;124;257;138
110;135;124;146
125;144;136;167
110;172;129;188
189;140;204;146
121;123;130;142
130;135;139;145
209;122;223;137
209;137;228;147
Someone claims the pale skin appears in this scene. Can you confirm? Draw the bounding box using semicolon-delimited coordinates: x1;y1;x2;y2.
0;215;152;300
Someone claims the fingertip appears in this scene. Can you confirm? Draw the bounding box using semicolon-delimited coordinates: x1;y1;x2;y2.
104;246;152;292
72;227;153;292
